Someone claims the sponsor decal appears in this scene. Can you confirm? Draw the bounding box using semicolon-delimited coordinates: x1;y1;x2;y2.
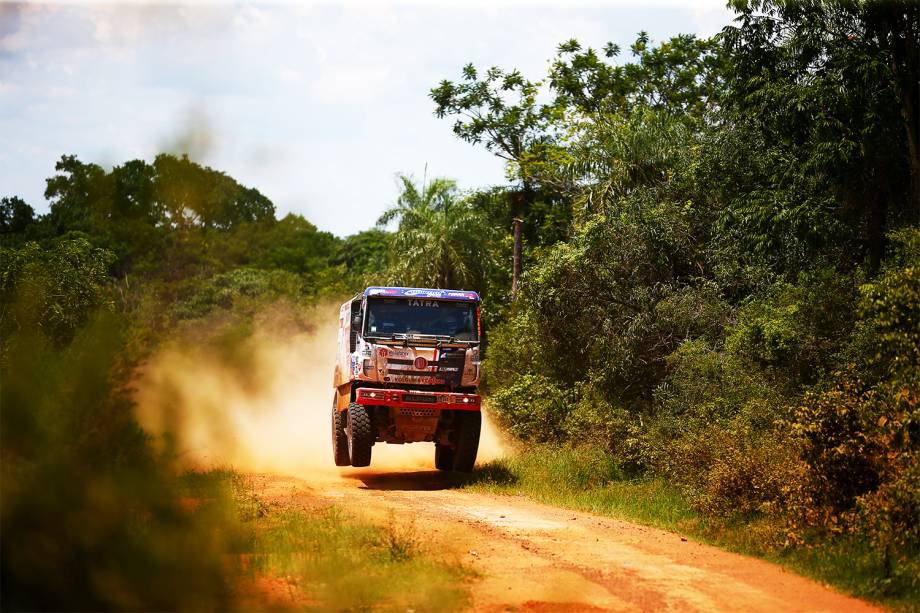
364;287;480;301
403;288;443;297
414;356;428;370
377;347;388;358
351;355;360;376
392;375;444;385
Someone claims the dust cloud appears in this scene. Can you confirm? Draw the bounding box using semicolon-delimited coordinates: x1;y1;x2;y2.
134;303;507;478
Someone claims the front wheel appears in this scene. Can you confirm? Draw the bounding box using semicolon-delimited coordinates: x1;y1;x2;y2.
434;443;454;471
452;411;481;472
332;396;350;466
347;403;373;467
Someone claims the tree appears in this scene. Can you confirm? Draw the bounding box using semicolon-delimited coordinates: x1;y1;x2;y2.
334;229;391;278
0;197;35;236
431;65;558;298
377;174;460;226
548;33;724;122
44;155;109;234
379;174;495;290
249;213;340;276
432;35;725;298
0;239;114;348
721;0;920;271
152;154;274;230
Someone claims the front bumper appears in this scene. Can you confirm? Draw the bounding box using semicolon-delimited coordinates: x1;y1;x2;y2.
355;387;481;411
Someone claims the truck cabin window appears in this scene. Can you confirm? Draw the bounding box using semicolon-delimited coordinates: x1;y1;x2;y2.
364;298;477;341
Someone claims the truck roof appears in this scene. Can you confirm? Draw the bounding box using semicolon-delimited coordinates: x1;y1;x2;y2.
364;286;480;302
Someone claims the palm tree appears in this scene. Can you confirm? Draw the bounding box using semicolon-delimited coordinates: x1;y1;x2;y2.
378;173;494;290
377;174;457;225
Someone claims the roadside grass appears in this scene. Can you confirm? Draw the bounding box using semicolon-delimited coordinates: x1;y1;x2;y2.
179;470;472;612
253;508;470;612
467;446;695;530
462;446;920;612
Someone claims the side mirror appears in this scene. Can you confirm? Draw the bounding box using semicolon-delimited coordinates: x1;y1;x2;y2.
352;313;363;332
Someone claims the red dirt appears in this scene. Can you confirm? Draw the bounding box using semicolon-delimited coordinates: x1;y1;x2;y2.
242;470;882;613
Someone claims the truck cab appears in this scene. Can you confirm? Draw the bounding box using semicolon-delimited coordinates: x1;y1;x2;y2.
332;287;482;471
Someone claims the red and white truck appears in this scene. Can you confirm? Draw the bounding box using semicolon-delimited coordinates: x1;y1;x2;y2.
332;287;482;471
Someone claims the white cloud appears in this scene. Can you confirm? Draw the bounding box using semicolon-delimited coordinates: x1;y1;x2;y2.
1;1;734;236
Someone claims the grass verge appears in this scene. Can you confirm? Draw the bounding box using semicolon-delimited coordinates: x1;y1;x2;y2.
179;470;472;612
462;446;919;612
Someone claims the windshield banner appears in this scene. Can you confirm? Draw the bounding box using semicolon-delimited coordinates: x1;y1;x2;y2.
365;287;480;301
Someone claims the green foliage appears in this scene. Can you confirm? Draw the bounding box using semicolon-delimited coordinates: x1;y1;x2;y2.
560;110;696;221
173;268;307;320
549;32;724;120
433;8;920;603
467;445;693;529
151;154;275;230
726;269;860;385
860;228;920;373
334;227;392;280
497;206;719;403
431;64;555;166
0;196;36;238
489;375;573;442
1;238;114;348
721;0;920;269
380;174;497;290
0;315;231;611
246;214;339;274
0;154;358;609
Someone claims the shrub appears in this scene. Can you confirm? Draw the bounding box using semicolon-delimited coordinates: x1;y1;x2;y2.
0;315;230;610
489;374;573;442
696;432;799;522
562;379;635;452
726;268;859;387
785;378;886;536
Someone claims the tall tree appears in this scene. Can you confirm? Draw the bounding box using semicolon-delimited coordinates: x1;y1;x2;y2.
378;174;495;290
44;155;109;234
377;174;460;226
722;0;920;271
431;66;557;299
548;33;723;122
0;197;35;236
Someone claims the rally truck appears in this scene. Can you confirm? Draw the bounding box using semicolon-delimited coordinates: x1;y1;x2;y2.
332;287;482;471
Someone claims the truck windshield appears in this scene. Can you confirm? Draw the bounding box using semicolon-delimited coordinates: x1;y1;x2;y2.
364;298;478;341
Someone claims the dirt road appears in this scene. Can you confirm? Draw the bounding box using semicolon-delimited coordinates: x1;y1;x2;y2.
247;469;879;613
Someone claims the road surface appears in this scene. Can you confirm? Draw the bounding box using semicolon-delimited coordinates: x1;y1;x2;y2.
245;469;880;613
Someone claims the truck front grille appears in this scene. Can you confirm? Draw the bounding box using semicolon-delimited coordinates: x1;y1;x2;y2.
397;407;439;419
403;393;436;403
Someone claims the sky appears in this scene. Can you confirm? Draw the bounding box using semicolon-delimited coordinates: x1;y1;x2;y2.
0;0;734;237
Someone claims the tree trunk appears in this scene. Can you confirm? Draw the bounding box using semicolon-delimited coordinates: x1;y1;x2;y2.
511;217;523;300
891;4;920;221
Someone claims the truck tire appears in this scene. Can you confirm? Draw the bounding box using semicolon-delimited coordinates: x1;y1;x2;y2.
434;443;454;471
332;400;350;467
347;403;373;467
452;411;481;472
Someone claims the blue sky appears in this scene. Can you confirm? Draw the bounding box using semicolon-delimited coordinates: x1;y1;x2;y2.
0;1;733;236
